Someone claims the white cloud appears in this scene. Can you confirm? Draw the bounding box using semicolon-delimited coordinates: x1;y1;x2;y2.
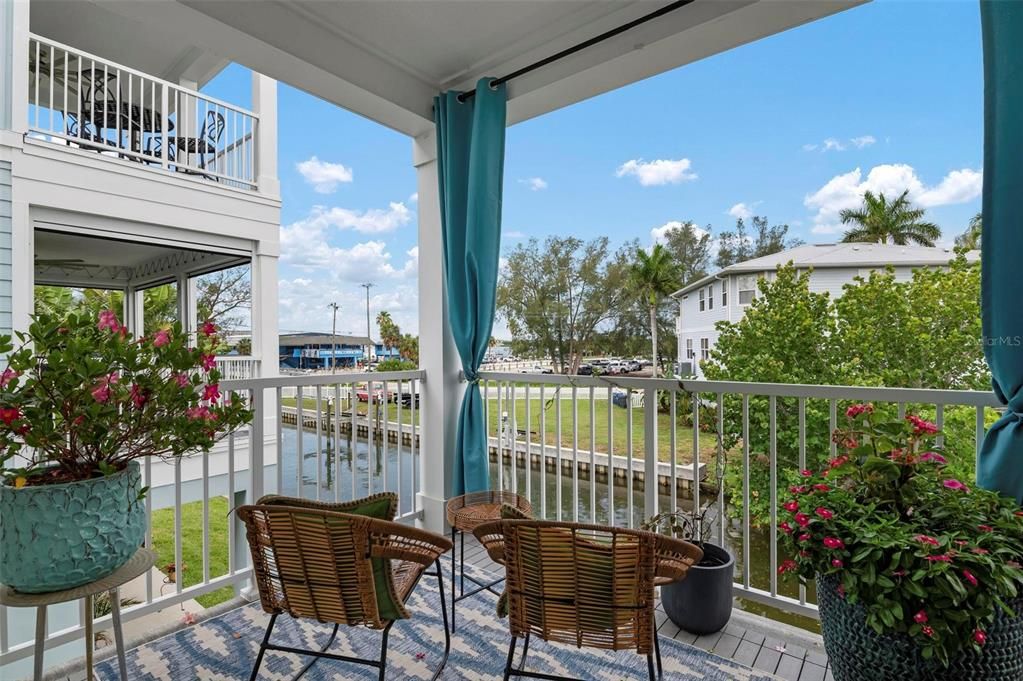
727;202;755;221
408;192;418;203
519;177;548;191
616;158;697;186
285;202;412;238
822;138;846;152
803;135;877;153
504;230;526;239
650;221;710;245
804;164;983;235
295;156;354;193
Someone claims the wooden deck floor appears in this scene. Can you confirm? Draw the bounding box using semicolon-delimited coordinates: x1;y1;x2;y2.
458;534;834;681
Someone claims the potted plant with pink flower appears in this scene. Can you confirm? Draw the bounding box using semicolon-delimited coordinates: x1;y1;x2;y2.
777;404;1023;679
0;310;250;593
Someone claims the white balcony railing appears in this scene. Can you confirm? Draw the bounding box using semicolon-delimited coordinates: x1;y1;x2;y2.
0;370;422;670
478;371;1001;621
0;368;1000;673
27;34;259;190
214;356;260;381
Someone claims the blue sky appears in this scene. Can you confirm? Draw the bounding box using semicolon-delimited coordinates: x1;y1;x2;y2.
203;0;983;339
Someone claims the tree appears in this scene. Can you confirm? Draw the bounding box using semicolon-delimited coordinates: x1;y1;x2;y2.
832;254;986;390
706;256;988;526
839;189;941;246
703;265;840;526
376;311;401;351
955;212;982;250
196;266;251;331
496;236;631;373
715;216;802;268
659;221;713;286
374;310;419;365
627;244;679;377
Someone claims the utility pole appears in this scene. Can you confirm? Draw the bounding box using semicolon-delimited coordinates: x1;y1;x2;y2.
327;302;340;373
361;282;373;366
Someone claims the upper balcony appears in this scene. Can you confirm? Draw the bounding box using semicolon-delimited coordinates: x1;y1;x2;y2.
26;33;261;192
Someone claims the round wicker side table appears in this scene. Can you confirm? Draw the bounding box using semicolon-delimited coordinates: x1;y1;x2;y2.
0;547;156;681
445;491;531;632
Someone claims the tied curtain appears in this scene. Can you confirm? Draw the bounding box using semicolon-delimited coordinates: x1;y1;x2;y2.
978;1;1023;503
435;78;507;495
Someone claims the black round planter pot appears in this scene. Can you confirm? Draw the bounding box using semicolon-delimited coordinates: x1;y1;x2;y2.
661;542;735;635
817;575;1023;681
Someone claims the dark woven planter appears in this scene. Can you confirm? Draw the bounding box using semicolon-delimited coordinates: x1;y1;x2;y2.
817;575;1023;681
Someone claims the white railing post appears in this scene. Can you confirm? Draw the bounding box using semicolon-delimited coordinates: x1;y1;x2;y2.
251;72;277;196
643;386;658;520
160;82;169;170
249;386;265;501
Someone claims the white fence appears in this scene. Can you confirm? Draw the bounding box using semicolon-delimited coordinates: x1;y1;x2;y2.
0;370;422;670
27;34;259;190
478;371;1001;619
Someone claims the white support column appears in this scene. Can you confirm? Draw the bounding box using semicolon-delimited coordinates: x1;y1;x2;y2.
414;130;460;533
9;200;30;334
3;0;29;135
251;73;279;197
250;248;279;378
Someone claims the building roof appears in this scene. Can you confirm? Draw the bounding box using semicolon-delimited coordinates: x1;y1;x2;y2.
670;242;980;298
279;332;374;346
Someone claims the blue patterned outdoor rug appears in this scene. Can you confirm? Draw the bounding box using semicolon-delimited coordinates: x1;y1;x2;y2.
97;564;777;680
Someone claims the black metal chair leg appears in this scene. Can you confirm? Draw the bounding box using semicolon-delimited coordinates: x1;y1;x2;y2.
518;631;531;671
647;653;657;681
503;636;518;681
450;524;457;633
431;558;452;681
248;613;278;681
653;618;663;678
377;621;395;681
292;623;340;681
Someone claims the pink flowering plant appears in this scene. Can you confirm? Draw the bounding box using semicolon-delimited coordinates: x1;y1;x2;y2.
0;310;250;487
778;404;1023;665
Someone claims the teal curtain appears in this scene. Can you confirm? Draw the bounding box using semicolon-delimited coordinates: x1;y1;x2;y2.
435;78;507;495
978;0;1023;503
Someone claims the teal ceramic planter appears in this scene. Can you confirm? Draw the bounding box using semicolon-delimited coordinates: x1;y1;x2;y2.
0;462;146;593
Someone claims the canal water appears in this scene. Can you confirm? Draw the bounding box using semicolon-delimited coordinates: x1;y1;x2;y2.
276;425;819;633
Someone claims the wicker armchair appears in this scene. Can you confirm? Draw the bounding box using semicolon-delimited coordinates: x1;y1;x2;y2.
238;495;453;681
473;520;703;681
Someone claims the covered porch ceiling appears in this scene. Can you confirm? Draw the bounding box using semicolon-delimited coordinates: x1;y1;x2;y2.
89;0;866;136
34;229;249;290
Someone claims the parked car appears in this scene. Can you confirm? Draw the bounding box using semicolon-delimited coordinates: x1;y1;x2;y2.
355;387;386;402
576;364;594;376
520;365;554;374
627;360;642;372
399;391;420;407
607;361;627;375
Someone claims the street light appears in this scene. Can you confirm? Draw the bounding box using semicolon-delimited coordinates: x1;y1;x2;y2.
360;282;373;366
327;302;340;373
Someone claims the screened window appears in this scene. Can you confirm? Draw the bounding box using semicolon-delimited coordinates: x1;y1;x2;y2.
738;275;758;305
700;338;710;361
698;288;705;312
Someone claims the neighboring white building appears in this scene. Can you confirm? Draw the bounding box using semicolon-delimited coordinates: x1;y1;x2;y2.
670;242;980;378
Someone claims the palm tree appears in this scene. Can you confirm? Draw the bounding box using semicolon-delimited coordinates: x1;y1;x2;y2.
839;190;941;246
955;212;982;250
628;244;679;378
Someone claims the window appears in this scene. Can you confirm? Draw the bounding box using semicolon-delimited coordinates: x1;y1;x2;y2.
708;285;714;310
722;283;727;307
700;338;710;361
686;339;694;359
738;275;757;305
698;288;705;312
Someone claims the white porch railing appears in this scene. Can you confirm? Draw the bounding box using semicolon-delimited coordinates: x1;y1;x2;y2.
478;371;1001;620
0;370;422;670
27;34;259;190
214;356;260;381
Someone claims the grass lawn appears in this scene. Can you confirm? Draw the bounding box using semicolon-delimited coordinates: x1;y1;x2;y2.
151;497;233;608
281;395;718;465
